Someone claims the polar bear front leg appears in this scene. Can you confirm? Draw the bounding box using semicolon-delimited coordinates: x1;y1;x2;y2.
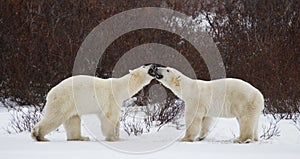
197;117;214;141
181;104;203;142
97;113;120;141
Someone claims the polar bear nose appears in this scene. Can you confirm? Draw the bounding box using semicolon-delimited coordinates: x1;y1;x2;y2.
155;68;163;79
156;73;163;79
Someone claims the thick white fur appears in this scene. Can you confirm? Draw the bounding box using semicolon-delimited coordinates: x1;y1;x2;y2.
156;67;264;143
31;65;153;141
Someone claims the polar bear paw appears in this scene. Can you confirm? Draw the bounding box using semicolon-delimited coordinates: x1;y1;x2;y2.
180;137;195;142
80;136;90;141
67;136;90;141
105;136;119;142
233;138;253;144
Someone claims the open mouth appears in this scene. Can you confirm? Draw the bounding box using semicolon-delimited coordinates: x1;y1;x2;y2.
147;64;157;77
148;64;164;79
147;64;164;79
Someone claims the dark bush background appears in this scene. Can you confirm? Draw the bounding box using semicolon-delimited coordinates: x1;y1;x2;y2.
0;0;299;115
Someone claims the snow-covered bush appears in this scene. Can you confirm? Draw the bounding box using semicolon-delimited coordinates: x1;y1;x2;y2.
292;113;300;131
3;98;43;134
155;99;185;131
121;97;184;136
6;105;42;134
260;115;281;140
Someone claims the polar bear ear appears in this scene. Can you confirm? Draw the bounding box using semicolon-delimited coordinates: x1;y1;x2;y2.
129;69;133;74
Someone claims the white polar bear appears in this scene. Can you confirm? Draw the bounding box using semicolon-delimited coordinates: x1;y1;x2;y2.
149;66;264;143
31;65;155;142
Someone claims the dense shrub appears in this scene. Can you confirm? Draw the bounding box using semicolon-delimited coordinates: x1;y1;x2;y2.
1;0;299;116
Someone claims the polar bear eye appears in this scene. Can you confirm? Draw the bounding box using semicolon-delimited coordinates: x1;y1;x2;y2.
166;69;170;72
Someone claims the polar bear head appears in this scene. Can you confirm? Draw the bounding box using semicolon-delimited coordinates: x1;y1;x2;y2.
148;66;184;97
129;64;155;84
126;64;156;95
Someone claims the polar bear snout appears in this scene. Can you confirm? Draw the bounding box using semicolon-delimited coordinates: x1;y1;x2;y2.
154;67;164;79
155;69;164;79
147;64;164;79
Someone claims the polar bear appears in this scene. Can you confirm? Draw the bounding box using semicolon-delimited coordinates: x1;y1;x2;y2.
148;66;264;143
31;64;155;142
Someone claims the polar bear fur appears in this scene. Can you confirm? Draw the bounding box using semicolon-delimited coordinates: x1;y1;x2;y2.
150;66;264;143
31;65;154;142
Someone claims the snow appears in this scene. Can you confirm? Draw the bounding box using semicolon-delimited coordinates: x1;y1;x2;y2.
163;14;211;33
0;106;299;159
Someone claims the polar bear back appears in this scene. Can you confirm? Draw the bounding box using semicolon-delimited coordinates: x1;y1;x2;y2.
45;75;114;115
197;78;264;118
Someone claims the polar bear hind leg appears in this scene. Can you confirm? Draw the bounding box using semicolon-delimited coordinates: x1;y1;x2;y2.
31;98;75;142
31;113;65;142
253;115;259;141
234;114;258;143
63;115;90;141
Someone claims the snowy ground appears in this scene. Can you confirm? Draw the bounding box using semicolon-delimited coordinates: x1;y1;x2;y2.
0;106;299;159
